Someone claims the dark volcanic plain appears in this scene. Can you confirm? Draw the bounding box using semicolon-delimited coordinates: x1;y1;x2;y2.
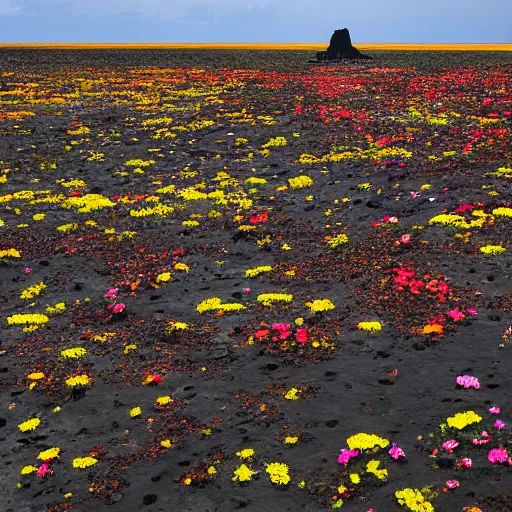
1;49;512;512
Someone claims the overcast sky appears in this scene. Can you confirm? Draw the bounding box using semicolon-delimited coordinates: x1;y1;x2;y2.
1;0;510;43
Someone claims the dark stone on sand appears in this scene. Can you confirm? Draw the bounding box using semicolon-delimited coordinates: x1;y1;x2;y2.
316;28;371;61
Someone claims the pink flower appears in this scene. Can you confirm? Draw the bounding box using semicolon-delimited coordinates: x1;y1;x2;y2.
494;420;505;430
446;307;465;322
338;449;359;465
446;480;459;489
389;443;405;460
382;215;399;223
272;323;291;332
488;447;508;463
243;288;251;294
23;267;31;274
113;303;125;314
466;307;477;315
460;458;472;468
489;406;501;414
279;331;292;340
295;328;308;344
401;234;411;244
37;464;51;478
410;191;420;198
473;431;491;445
105;287;119;299
456;375;480;389
443;439;459;453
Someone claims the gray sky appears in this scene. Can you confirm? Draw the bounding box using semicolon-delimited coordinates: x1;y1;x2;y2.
1;0;510;43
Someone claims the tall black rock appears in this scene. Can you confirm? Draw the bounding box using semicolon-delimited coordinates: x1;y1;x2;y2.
316;28;371;61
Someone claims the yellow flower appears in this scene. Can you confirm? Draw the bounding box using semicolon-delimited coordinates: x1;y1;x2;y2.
156;396;172;405
207;466;217;475
61;347;87;359
480;245;506;255
232;464;256;482
257;293;293;306
156;272;172;283
493;207;512;217
307;299;335;313
7;313;49;325
196;297;245;313
236;448;255;459
0;248;21;258
18;418;41;432
124;344;137;354
366;460;388;479
72;457;98;469
160;439;172;448
395;488;434;512
288;175;314;189
346;433;389;451
129;407;142;417
284;436;298;444
20;282;46;299
326;234;349;248
357;321;382;332
37;447;60;460
349;473;360;484
174;262;190;272
20;465;38;475
265;462;290;485
27;372;45;380
295;317;304;326
245;266;272;278
446;410;482;430
65;375;91;387
284;388;301;400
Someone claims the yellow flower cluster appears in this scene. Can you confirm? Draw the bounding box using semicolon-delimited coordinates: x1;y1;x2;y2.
236;448;255;459
395;488;434;512
56;223;79;233
284;436;299;444
177;187;208;200
196;297;246;314
65;375;91;387
266;462;290;485
156;272;172;282
288;175;314;189
124;158;155;167
20;282;46;299
156;395;172;405
307;299;335;313
244;177;267;185
358;321;382;332
261;136;287;148
284;388;301;400
18;418;41;432
6;313;49;325
480;245;506;255
327;234;349;248
27;372;45;380
493;207;512;217
366;460;388;480
37;447;60;460
298;147;412;165
257;293;293;306
245;266;273;278
46;302;66;314
130;204;175;217
346;433;389;451
446;410;482;429
232;464;256;482
130;406;142;417
61;347;87;359
0;248;21;258
72;457;98;469
20;465;38;475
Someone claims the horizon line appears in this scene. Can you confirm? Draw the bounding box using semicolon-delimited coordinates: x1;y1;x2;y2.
1;42;512;51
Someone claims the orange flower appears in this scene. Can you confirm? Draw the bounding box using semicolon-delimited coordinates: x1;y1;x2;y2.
422;324;443;335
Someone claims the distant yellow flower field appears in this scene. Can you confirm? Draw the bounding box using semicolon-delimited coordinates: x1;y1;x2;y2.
0;43;511;51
